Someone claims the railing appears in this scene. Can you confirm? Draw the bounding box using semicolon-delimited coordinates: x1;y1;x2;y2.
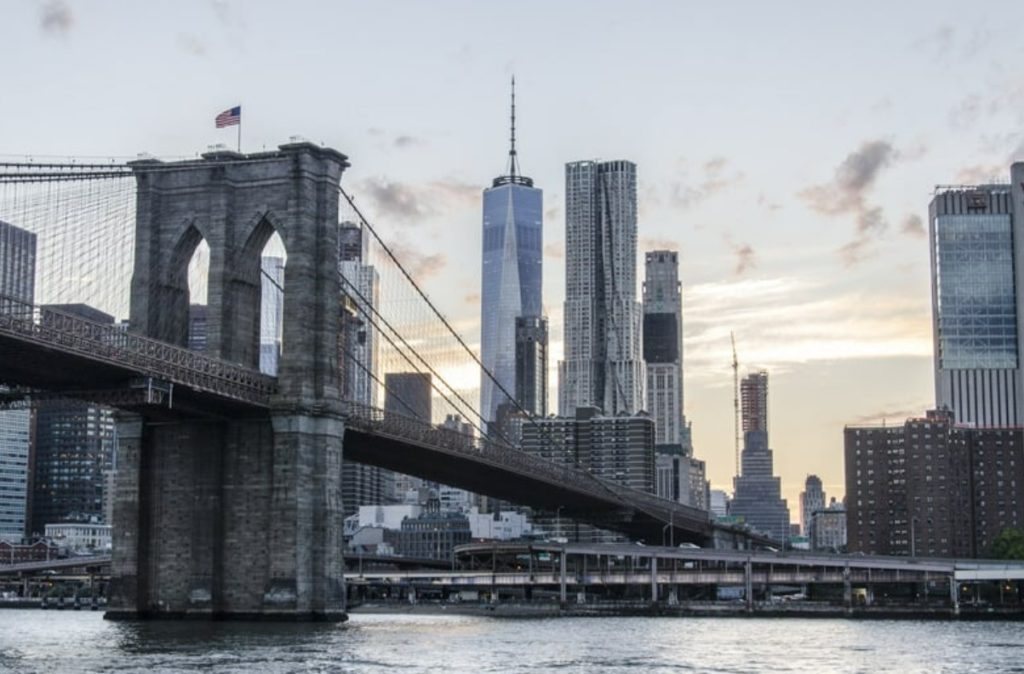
341;400;612;498
0;294;277;406
0;294;712;533
341;400;711;530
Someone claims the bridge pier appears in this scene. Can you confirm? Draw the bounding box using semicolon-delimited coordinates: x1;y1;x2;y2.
107;412;346;620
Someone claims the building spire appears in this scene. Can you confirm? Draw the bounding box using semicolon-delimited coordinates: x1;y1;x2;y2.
508;75;519;179
492;75;532;187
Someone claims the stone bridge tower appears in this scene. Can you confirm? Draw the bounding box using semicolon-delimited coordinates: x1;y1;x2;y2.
107;142;349;620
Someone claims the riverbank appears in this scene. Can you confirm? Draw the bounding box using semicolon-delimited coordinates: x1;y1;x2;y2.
349;600;1024;621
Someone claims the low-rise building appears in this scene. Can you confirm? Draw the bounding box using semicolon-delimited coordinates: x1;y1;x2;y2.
0;539;61;564
810;499;847;552
393;499;471;560
44;522;111;553
656;450;709;510
709;490;730;519
466;509;531;541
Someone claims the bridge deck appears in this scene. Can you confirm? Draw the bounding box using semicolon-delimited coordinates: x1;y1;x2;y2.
1;298;720;545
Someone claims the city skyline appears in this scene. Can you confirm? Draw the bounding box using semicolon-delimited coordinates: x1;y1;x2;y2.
8;1;1024;507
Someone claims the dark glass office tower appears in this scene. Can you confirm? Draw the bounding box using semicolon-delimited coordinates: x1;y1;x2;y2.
929;169;1024;427
515;315;548;418
0;220;36;540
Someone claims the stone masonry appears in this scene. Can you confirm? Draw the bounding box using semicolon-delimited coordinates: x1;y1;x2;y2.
107;143;349;620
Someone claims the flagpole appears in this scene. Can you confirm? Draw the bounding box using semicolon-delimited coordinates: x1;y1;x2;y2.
237;116;241;153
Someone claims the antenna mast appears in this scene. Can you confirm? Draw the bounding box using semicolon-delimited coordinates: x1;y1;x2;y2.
731;332;740;478
508;75;518;179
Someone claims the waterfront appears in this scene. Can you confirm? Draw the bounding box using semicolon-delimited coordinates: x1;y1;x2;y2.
0;611;1021;673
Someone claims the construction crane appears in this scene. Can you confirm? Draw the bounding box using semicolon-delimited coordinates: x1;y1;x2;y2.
731;332;740;479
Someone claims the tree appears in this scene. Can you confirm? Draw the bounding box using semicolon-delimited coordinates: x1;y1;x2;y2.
990;527;1024;560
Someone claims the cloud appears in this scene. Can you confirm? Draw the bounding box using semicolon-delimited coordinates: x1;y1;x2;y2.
837;238;873;267
640;236;679;252
870;97;893;114
210;0;233;25
800;140;894;224
177;33;207;57
360;179;427;221
800;140;901;264
668;156;744;210
388;242;447;280
901;214;925;238
913;24;954;60
851;406;932;425
394;135;423;149
683;277;932;384
463;292;480;306
356;177;481;224
40;0;72;36
726;239;756;275
956;163;1004;184
757;193;782;212
949;94;982;129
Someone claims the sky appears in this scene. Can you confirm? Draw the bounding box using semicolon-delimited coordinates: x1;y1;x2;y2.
5;0;1024;509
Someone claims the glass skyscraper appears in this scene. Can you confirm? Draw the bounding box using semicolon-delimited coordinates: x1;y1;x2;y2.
480;81;543;426
0;220;35;541
929;167;1024;427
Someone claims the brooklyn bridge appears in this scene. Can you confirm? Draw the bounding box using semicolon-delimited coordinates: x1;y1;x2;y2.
0;143;752;621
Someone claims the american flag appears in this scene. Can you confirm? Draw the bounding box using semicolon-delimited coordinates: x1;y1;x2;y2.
215;106;241;128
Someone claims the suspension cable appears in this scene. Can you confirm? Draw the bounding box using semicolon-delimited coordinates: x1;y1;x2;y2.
338;185;546;436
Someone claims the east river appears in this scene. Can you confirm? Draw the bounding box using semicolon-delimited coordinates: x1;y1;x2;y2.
0;610;1022;673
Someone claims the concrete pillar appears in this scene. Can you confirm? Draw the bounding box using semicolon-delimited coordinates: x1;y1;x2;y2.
843;564;852;613
106;414;146;619
950;577;960;616
559;548;567;607
744;557;753;612
650;555;658;604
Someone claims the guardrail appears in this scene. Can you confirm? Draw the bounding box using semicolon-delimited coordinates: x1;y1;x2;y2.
341;400;711;531
0;294;712;534
0;294;277;406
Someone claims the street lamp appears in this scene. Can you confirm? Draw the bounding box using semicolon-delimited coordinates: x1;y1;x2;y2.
661;510;675;547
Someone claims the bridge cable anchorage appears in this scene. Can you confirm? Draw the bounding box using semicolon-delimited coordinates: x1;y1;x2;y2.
338;185;552;440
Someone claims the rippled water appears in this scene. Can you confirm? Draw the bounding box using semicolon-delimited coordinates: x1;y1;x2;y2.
0;609;1022;673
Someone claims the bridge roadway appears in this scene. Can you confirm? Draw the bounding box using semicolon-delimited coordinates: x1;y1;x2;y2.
8;546;1024;588
0;299;725;546
0;553;451;577
347;543;1024;612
